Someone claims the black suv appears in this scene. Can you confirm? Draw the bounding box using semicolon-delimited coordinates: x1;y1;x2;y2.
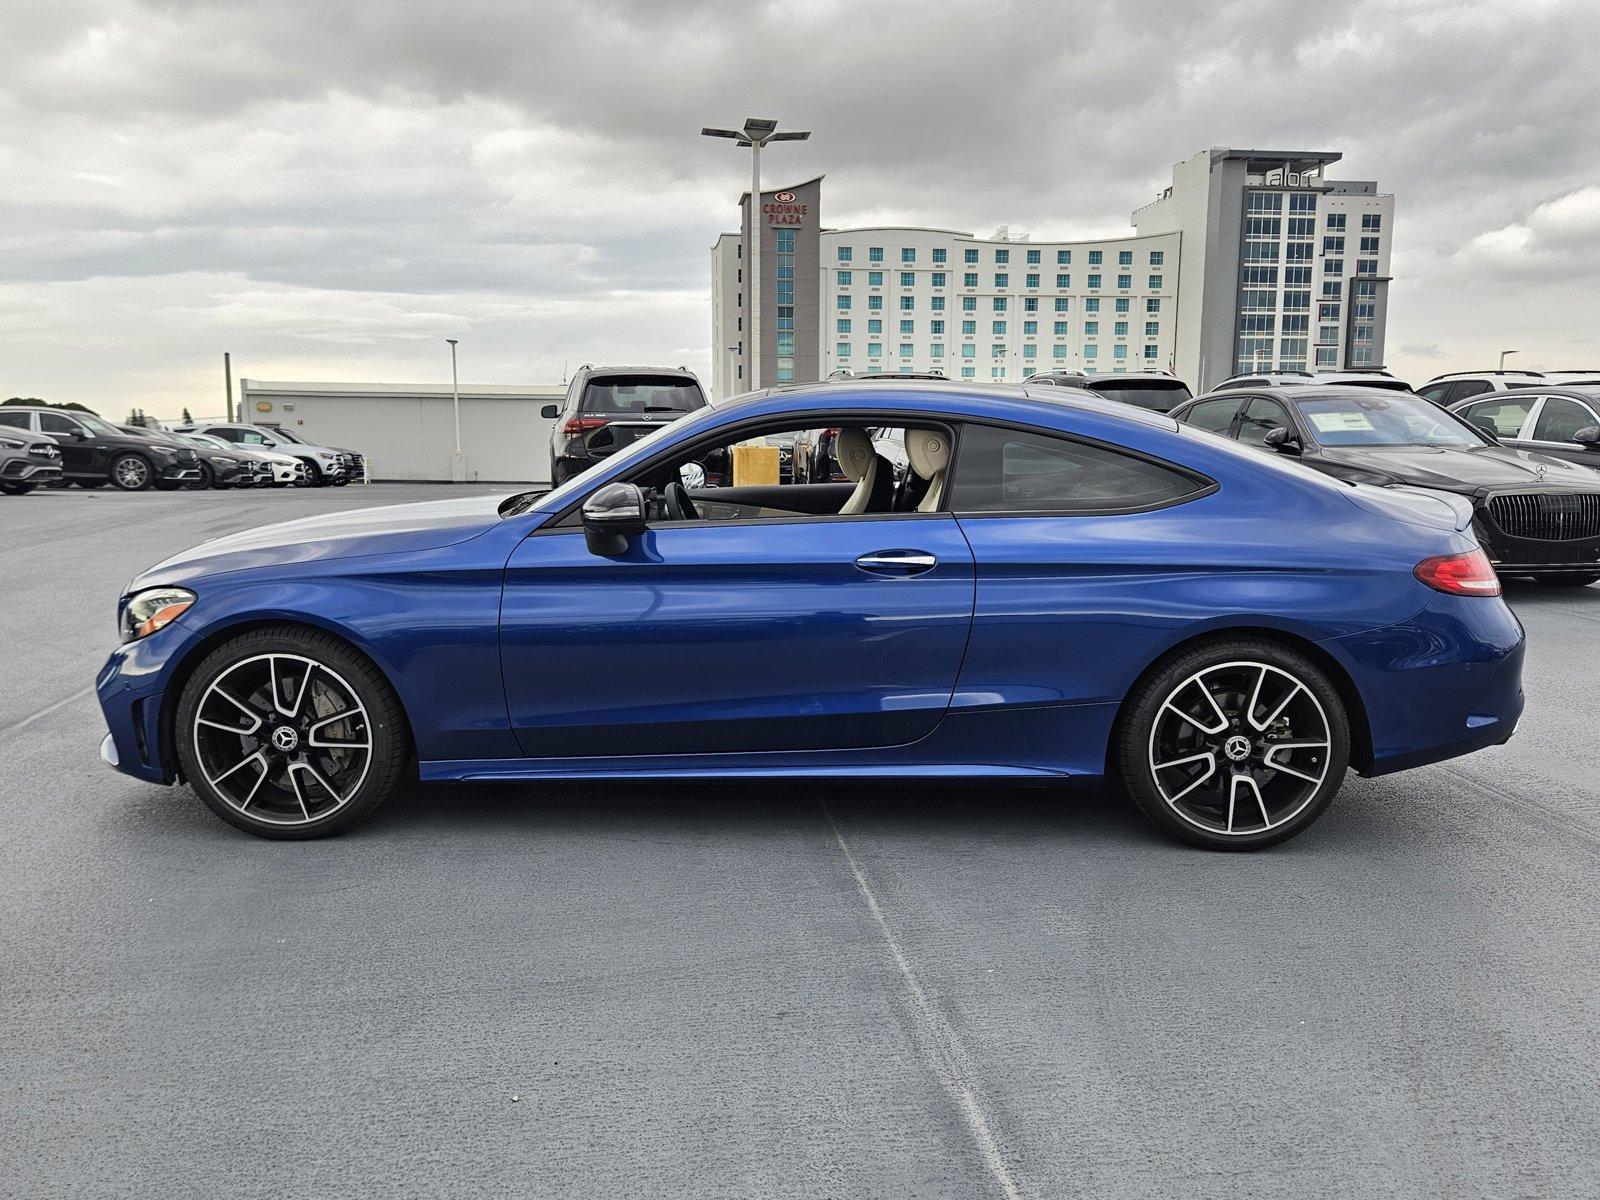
545;365;706;485
0;407;201;490
1023;370;1194;413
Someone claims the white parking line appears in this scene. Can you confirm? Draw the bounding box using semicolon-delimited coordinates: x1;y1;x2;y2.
820;799;1025;1200
1;684;97;739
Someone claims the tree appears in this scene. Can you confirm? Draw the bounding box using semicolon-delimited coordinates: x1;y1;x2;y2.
3;397;100;415
181;406;193;424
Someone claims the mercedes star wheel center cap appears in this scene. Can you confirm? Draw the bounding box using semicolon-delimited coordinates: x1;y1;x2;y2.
271;726;300;753
1224;735;1252;762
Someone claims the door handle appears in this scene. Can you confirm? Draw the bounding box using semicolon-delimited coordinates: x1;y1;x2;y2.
855;549;938;576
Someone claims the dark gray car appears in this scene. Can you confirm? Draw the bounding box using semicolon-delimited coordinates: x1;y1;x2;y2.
1451;385;1600;470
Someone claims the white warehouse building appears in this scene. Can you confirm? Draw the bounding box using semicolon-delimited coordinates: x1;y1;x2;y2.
239;379;564;484
711;147;1395;397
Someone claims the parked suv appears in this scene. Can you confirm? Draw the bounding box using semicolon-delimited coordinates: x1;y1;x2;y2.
1416;371;1548;406
1451;385;1600;469
0;428;63;494
174;422;350;486
0;406;200;490
1212;368;1414;393
117;424;258;490
1023;369;1194;413
545;365;706;485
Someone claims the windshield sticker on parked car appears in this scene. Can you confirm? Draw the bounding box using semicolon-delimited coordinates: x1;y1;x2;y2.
1309;411;1375;433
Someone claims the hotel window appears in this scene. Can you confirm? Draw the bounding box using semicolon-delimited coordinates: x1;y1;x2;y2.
991;344;1006;358
962;296;977;312
1240;314;1275;333
962;366;976;378
1054;297;1069;312
1114;298;1129;314
962;344;976;358
900;343;914;357
1084;297;1099;313
964;248;979;263
1361;214;1382;231
1083;345;1098;360
900;271;915;287
869;247;884;262
992;320;1007;334
1148;275;1163;290
1056;274;1070;288
1353;280;1379;299
1243;241;1279;263
931;272;946;287
1025;273;1040;288
1084;321;1099;335
836;318;851;333
1087;274;1102;289
1287;217;1315;238
1322;281;1343;299
1282;314;1309;334
1149;250;1164;266
964;272;979;287
837;270;852;285
868;295;883;310
931;343;945;358
1241;289;1275;311
868;319;883;333
932;248;947;263
900;319;915;334
1327;213;1347;231
1027;248;1041;264
837;342;851;357
1116;274;1131;289
962;320;976;334
991;366;1006;379
1114;321;1128;336
1024;297;1039;312
995;248;1009;263
1286;243;1314;262
1246;192;1282;214
1145;321;1159;336
1289;193;1315;213
1356;259;1378;276
1284;291;1311;310
1316;346;1338;366
931;296;946;311
995;273;1009;288
1144;344;1159;360
837;246;853;261
1323;258;1344;276
1359;237;1380;254
1023;344;1038;359
865;342;882;357
931;320;945;334
868;270;883;286
1023;320;1037;335
902;247;916;262
1088;250;1103;265
1118;250;1133;266
1246;217;1281;239
1318;303;1341;321
775;228;797;380
1053;321;1069;335
1318;324;1340;342
1323;236;1345;255
993;297;1007;311
900;296;915;310
1114;344;1128;360
1057;250;1071;264
837;295;851;310
1240;266;1278;286
1053;345;1068;359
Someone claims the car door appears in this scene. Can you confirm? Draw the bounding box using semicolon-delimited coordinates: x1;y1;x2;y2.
1520;394;1600;466
35;411;98;477
1454;395;1535;444
499;432;977;758
1236;396;1296;449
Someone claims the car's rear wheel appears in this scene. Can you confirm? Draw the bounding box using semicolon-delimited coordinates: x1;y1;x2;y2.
1533;573;1599;587
188;464;214;490
1116;638;1349;850
0;481;37;495
174;627;411;839
109;453;154;491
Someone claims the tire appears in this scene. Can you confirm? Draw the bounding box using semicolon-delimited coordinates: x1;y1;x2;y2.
1115;637;1350;850
108;453;154;491
0;482;37;495
188;464;214;491
301;460;324;487
75;479;106;489
173;625;412;839
331;476;350;487
1533;573;1599;587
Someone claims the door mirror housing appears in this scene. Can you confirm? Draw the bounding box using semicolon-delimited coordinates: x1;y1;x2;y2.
1262;426;1302;455
1573;424;1600;448
581;482;647;556
541;404;560;419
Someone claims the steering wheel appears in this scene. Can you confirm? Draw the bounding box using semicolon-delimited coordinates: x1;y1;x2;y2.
662;481;699;522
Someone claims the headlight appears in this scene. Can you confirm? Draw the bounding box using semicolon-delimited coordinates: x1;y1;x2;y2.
121;587;195;642
317;450;338;461
215;456;239;467
0;435;25;450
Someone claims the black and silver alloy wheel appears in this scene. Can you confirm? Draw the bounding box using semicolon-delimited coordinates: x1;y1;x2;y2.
109;453;153;491
1118;639;1350;850
175;627;409;838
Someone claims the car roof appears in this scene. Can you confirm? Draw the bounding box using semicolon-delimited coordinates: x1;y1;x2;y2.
1185;383;1431;405
1425;369;1545;382
577;364;700;381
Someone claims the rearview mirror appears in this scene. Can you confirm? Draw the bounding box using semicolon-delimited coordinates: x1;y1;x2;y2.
581;482;647;556
541;404;559;419
1263;426;1302;455
1573;425;1600;448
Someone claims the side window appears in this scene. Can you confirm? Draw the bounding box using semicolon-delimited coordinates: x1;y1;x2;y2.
1417;383;1452;405
237;430;272;446
205;427;238;442
1238;399;1293;447
38;412;84;437
0;411;31;430
1533;397;1599;442
1450;379;1492;402
1179;398;1243;435
1460;397;1534;439
950;425;1205;514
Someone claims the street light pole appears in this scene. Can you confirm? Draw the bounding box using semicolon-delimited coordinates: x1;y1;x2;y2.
446;338;463;481
702;118;810;390
1499;348;1518;370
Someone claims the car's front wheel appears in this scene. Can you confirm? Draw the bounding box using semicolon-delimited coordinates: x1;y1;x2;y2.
108;453;154;491
1116;638;1350;850
174;626;411;839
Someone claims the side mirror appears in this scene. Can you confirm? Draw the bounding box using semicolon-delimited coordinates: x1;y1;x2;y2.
678;461;706;489
541;404;560;419
1263;426;1302;455
581;482;647;556
1573;425;1600;448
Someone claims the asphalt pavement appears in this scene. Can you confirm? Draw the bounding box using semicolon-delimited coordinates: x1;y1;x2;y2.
3;484;1597;1199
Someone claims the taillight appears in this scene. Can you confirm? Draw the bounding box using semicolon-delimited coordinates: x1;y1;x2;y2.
1414;549;1501;596
561;417;609;437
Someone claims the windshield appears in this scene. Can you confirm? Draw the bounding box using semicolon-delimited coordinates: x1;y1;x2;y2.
581;376;705;415
185;433;230;450
1087;380;1193;412
1297;395;1486;447
79;413;122;436
262;426;308;444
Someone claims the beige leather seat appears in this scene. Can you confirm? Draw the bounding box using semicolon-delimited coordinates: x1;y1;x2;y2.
835;428;896;515
905;429;951;512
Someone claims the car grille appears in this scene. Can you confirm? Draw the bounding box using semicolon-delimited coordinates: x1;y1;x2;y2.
1487;491;1600;541
29;443;60;462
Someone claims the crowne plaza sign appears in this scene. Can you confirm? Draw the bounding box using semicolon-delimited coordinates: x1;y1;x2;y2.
763;191;807;225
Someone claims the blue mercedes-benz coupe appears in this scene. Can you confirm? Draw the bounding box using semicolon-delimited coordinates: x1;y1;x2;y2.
97;381;1526;848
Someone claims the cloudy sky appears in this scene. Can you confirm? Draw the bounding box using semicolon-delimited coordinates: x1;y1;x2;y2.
4;0;1599;420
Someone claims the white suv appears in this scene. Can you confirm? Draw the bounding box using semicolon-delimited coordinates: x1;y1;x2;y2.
1211;368;1414;393
1415;370;1547;406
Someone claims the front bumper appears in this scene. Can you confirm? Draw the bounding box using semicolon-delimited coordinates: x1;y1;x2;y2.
1475;499;1600;576
96;622;202;784
2;459;63;483
159;463;203;484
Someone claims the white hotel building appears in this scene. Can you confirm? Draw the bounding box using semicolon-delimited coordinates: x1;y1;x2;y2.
711;148;1394;398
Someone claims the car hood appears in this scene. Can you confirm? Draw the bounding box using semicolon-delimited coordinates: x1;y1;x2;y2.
131;494;509;587
1321;444;1600;492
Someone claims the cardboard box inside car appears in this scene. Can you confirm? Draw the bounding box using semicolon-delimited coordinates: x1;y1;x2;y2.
732;444;780;487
